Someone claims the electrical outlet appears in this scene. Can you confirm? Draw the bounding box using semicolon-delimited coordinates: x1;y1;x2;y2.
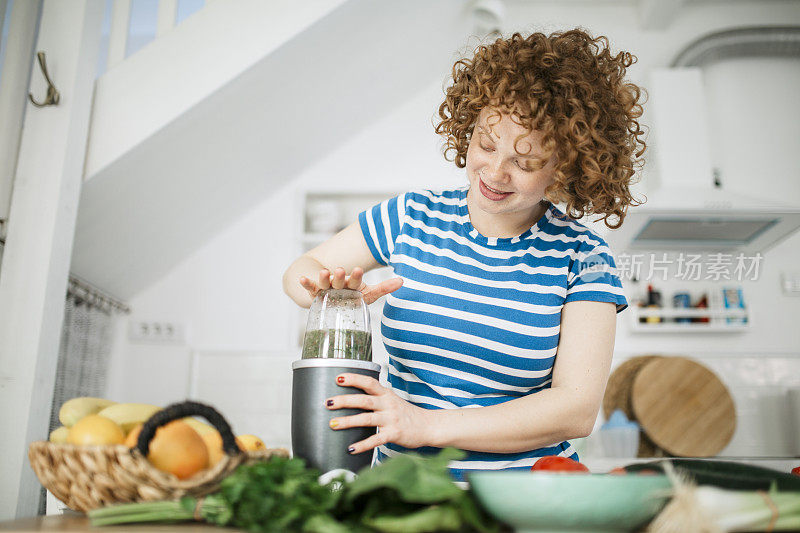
128;320;187;344
781;273;800;296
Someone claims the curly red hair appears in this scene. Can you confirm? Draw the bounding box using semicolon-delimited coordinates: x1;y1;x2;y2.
435;29;646;229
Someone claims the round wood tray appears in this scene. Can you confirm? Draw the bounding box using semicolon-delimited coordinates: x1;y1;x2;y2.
602;355;665;457
631;357;736;457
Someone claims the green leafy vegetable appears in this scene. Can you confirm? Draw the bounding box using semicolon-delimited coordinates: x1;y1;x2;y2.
346;447;464;504
363;505;461;533
342;448;500;532
88;448;504;533
215;455;341;532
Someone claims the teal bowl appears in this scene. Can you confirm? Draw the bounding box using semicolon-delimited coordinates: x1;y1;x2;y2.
469;472;672;533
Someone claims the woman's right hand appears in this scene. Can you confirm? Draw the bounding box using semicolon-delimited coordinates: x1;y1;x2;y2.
298;267;402;305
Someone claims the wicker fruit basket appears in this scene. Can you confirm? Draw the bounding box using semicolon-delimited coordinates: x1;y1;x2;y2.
28;400;289;513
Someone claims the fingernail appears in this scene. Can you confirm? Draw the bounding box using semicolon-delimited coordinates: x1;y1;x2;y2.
329;419;338;429
347;446;355;454
326;399;334;407
337;376;345;384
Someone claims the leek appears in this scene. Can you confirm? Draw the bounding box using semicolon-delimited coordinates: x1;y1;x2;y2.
648;464;800;533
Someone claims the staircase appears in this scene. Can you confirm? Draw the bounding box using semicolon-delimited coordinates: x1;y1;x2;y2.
71;0;467;299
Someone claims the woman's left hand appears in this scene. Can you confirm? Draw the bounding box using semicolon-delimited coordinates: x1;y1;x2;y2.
326;373;432;454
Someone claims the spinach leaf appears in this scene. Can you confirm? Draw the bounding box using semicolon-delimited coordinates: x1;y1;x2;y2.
346;448;464;504
363;505;461;533
341;448;502;533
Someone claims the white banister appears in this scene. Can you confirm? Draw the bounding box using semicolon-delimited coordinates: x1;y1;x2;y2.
0;0;42;235
0;0;8;41
107;0;130;69
0;0;105;518
156;0;178;37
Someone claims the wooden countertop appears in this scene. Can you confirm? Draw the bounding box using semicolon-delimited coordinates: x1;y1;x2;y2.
0;513;242;532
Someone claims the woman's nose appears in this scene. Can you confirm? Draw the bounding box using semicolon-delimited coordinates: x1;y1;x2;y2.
484;158;509;181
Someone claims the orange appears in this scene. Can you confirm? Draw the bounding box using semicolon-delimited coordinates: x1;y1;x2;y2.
236;434;266;451
66;415;125;446
126;420;209;479
124;423;144;448
201;430;226;466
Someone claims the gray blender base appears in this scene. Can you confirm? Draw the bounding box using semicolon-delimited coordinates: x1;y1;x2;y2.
291;359;380;473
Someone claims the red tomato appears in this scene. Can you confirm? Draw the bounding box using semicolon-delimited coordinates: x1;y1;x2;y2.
531;456;590;473
792;466;800;476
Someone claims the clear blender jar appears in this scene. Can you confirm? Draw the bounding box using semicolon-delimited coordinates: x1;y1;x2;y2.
291;288;380;473
301;289;373;361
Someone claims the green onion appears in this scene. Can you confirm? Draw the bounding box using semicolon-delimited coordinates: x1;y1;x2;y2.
88;500;193;527
698;485;800;532
649;464;800;532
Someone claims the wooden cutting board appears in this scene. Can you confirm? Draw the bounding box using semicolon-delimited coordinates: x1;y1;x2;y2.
603;355;660;420
631;357;736;457
602;355;665;457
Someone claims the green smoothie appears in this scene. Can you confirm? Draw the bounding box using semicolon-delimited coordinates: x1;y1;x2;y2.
301;328;372;361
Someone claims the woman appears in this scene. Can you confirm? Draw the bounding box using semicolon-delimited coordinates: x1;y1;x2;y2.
283;28;645;479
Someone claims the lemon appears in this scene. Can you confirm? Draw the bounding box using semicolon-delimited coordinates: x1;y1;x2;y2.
182;417;217;436
236;434;266;451
66;414;125;446
49;426;69;443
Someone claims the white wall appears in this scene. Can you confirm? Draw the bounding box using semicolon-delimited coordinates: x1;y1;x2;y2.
105;1;800;456
104;80;465;447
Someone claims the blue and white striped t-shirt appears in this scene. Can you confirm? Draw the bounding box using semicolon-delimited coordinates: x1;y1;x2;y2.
358;186;627;480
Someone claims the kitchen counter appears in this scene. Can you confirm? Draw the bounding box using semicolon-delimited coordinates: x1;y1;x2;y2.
0;514;241;532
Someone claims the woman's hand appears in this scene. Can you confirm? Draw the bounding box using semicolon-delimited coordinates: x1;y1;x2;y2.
326;373;433;454
298;267;402;305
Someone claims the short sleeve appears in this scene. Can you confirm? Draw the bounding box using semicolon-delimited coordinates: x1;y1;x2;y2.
358;193;407;266
565;236;628;313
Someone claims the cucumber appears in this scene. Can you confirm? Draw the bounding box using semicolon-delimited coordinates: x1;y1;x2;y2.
623;459;800;491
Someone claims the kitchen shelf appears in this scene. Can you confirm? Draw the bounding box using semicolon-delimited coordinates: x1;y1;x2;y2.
629;307;749;333
582;456;798;474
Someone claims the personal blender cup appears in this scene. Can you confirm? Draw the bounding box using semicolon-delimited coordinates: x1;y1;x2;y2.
291;288;380;473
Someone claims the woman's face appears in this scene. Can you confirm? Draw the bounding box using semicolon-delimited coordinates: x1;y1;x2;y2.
465;108;557;225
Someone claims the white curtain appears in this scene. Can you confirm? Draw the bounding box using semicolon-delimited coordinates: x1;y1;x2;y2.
41;280;126;514
47;293;115;434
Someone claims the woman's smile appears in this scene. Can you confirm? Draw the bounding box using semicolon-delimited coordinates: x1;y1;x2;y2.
478;178;513;201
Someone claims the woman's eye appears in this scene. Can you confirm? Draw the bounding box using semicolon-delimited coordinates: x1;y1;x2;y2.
480;144;493;152
516;160;534;172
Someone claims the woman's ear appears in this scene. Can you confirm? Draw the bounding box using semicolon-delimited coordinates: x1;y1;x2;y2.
543;182;562;204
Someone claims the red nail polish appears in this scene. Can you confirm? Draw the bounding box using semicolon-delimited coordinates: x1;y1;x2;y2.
337;376;345;384
326;399;334;407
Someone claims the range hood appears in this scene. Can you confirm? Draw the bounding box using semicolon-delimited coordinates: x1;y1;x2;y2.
607;67;800;254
